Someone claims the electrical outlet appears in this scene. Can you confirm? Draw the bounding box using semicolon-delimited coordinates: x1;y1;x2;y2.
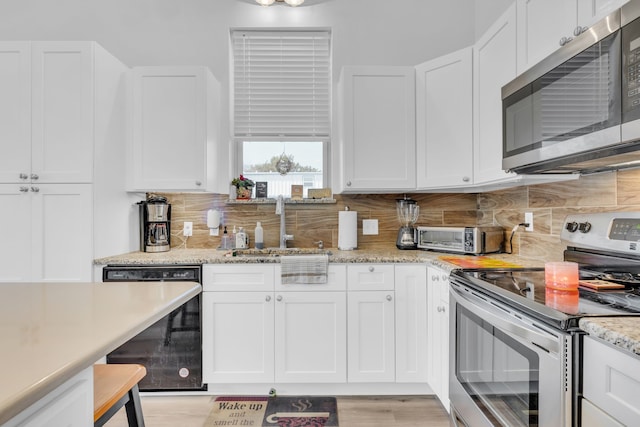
183;221;193;237
363;219;379;235
524;212;534;232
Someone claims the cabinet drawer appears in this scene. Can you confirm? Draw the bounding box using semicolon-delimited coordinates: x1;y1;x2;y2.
203;264;275;291
583;336;640;426
347;264;394;291
275;264;346;291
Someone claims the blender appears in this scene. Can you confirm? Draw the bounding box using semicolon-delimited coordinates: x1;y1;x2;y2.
396;196;419;250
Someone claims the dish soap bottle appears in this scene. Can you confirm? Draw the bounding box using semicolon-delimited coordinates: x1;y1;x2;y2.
255;222;264;249
236;227;248;249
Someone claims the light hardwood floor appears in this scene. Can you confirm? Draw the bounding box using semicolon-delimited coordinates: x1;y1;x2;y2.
104;395;450;427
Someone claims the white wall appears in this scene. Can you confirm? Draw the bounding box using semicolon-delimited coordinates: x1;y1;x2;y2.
474;0;515;39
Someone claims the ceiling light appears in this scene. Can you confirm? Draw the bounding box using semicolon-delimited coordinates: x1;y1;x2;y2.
256;0;304;6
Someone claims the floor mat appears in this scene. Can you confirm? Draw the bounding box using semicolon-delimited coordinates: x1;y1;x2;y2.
206;395;339;427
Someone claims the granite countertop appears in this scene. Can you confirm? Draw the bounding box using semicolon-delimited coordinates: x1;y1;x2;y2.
94;247;542;272
0;281;201;425
579;317;640;357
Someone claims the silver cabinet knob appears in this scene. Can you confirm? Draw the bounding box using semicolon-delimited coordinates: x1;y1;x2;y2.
30;187;39;192
574;25;588;36
462;176;470;182
19;186;29;193
441;274;448;281
19;173;28;180
559;36;573;46
346;181;352;187
368;266;374;272
265;295;271;302
30;173;39;180
195;181;202;186
432;275;439;281
386;295;392;301
276;295;283;302
437;306;445;313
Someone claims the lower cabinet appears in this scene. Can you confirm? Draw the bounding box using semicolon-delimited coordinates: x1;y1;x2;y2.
202;263;432;390
202;264;347;384
4;367;93;427
427;266;450;411
582;336;640;426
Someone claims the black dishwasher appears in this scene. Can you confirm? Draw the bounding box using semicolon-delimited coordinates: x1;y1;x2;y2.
103;264;206;392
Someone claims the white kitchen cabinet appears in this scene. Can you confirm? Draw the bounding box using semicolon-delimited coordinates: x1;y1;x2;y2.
0;40;135;281
346;264;395;382
0;42;103;184
427;266;450;412
202;264;275;383
4;367;92;427
395;264;428;383
416;47;473;189
129;66;223;192
582;336;640;427
202;264;347;384
275;291;347;383
0;184;92;283
202;291;275;383
473;4;518;186
517;0;628;74
336;66;415;193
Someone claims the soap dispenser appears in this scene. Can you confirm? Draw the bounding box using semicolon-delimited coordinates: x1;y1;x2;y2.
255;222;264;249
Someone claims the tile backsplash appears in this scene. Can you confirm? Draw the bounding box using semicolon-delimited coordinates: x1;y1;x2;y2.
156;169;640;262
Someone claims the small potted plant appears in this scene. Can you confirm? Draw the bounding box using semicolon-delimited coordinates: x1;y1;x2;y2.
231;174;255;199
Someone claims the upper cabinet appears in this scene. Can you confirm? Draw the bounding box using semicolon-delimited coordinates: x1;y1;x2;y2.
473;4;519;185
416;47;473;189
128;66;224;192
336;66;416;193
517;0;629;74
0;42;103;184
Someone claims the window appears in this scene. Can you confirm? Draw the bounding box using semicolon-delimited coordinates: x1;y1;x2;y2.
231;29;331;198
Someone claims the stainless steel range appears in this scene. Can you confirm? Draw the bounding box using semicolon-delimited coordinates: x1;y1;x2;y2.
448;212;640;427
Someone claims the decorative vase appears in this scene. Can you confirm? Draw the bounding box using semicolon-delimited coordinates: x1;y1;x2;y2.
236;186;253;199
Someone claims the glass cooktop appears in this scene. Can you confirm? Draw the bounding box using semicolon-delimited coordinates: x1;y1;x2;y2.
450;268;640;330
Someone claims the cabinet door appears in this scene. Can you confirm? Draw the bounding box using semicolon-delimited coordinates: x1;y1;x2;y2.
131;67;212;191
32;184;93;282
0;185;32;282
516;0;578;74
31;42;93;183
395;265;428;383
473;4;518;186
0;42;31;184
339;66;415;192
202;292;275;383
416;48;473;189
427;267;450;412
274;291;346;383
578;0;629;28
347;290;395;382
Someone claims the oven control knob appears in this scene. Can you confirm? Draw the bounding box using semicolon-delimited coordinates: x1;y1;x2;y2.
565;221;579;232
578;221;592;233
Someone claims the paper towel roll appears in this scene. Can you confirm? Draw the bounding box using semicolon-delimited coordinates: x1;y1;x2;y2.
338;210;357;250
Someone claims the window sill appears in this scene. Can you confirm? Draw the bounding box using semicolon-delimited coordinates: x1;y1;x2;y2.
226;198;337;205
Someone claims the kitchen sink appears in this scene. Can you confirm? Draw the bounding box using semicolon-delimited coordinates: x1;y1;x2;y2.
235;248;332;257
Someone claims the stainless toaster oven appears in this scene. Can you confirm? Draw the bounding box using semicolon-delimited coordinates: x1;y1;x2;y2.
416;226;504;254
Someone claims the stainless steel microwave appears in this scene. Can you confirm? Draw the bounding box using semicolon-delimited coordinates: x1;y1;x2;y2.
416;226;504;255
502;2;640;175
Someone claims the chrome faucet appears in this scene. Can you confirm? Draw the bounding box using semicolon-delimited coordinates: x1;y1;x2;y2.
276;195;294;249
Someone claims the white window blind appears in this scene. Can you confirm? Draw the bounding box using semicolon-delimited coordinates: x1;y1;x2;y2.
232;30;331;138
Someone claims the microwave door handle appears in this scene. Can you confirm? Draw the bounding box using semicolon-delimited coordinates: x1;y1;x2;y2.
451;286;560;354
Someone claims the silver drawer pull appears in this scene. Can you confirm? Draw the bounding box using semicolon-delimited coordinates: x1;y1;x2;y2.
368;266;374;272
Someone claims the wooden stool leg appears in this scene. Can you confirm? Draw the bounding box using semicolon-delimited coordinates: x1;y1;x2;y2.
124;384;145;427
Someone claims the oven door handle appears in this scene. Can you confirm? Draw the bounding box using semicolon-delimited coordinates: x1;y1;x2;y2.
451;286;560;354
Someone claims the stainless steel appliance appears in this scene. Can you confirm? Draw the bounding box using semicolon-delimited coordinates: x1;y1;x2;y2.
396;196;420;250
417;226;504;254
448;212;640;427
501;2;640;175
103;264;206;392
139;195;171;253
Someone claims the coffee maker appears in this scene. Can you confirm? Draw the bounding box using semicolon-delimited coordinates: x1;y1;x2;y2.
139;195;171;252
396;196;419;250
